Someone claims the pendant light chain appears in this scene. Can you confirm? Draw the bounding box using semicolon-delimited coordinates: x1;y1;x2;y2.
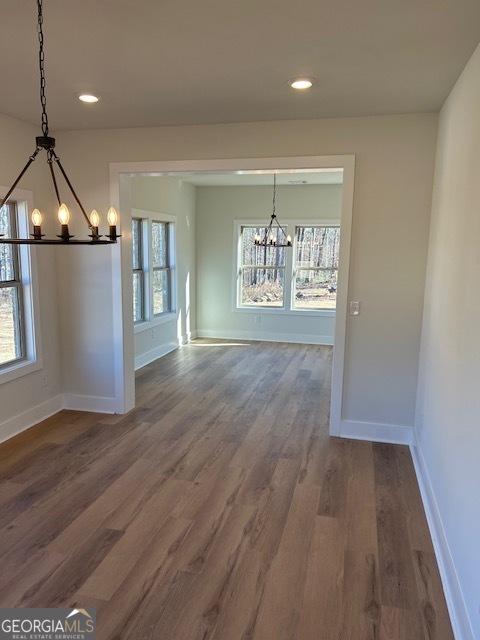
272;173;276;218
37;0;49;137
253;173;292;248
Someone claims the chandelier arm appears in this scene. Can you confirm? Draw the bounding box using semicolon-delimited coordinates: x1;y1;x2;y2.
47;154;61;206
0;147;41;209
51;152;92;229
263;218;273;243
273;215;289;241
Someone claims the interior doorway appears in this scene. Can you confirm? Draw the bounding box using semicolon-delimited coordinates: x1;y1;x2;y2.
110;156;355;436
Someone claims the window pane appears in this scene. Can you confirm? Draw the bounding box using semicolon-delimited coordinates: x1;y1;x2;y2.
0;204;16;282
133;272;144;322
241;268;284;307
131;219;141;270
0;286;22;365
152;222;168;268
153;269;170;315
241;226;286;267
294;268;337;309
296;226;340;269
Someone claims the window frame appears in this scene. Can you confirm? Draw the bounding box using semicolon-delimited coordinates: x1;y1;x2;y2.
236;224;288;310
0;202;26;368
234;219;339;317
131;217;147;324
151;220;173;317
292;223;341;313
0;187;42;385
131;210;177;334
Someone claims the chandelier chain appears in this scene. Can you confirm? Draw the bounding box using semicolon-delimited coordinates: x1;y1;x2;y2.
37;0;49;137
272;173;276;217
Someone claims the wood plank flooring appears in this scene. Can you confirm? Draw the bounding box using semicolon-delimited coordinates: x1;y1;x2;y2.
0;340;453;639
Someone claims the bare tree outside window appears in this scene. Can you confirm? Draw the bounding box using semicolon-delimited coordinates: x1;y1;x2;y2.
239;226;287;307
132;218;145;323
0;202;25;367
294;225;340;310
152;221;172;315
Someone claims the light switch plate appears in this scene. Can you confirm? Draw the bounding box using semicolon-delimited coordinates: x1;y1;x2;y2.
349;301;360;316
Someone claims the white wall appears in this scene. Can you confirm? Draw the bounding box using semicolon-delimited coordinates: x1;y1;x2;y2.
128;176;196;368
415;43;480;640
0;113;62;435
56;113;437;427
196;183;341;344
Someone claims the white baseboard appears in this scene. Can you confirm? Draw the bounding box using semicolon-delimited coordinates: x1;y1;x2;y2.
0;331;201;445
134;341;178;371
135;332;199;371
410;442;474;640
196;328;334;346
338;419;414;445
63;393;117;414
0;394;64;445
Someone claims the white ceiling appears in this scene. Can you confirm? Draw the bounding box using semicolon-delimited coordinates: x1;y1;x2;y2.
1;0;479;131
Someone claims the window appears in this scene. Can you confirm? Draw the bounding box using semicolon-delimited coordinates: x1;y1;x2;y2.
236;221;340;313
132;218;145;323
238;226;286;307
132;215;175;325
152;221;172;315
294;225;340;310
0;202;25;368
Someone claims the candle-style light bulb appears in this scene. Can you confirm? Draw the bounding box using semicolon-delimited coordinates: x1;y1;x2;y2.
90;209;100;227
107;206;119;241
31;209;42;226
286;234;292;246
31;209;44;240
57;203;72;241
89;209;101;241
107;207;118;226
58;203;70;225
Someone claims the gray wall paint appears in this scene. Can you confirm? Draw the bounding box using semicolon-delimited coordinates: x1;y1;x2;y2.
416;43;480;638
196;184;341;343
129;176;196;364
55;113;437;426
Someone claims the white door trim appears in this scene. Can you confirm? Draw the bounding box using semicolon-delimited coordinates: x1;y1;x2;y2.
109;155;355;437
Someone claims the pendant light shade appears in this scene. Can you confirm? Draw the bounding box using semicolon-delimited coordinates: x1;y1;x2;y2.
0;0;120;245
253;174;292;248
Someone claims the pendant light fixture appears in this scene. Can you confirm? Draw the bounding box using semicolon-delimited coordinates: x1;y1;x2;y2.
0;0;120;245
254;174;292;248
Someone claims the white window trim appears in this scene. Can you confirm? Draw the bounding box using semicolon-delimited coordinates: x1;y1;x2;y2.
131;208;177;333
0;187;43;385
233;218;340;316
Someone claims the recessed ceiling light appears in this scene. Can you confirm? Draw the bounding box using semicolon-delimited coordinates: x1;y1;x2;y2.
290;79;313;90
78;94;99;103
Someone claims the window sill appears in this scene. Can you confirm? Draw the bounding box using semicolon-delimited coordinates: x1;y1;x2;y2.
0;358;42;386
134;312;177;334
234;306;336;318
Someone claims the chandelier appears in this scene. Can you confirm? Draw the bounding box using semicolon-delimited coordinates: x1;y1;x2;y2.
254;174;292;248
0;0;119;245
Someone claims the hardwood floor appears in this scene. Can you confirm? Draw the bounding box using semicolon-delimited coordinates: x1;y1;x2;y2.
0;340;453;639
